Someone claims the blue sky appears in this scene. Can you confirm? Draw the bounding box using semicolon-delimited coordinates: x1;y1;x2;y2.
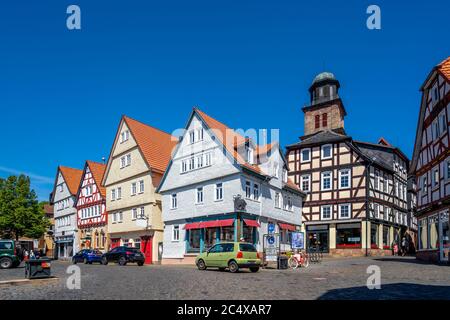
0;0;449;200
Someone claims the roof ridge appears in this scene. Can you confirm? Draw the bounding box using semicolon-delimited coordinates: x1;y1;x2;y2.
123;115;175;138
59;165;82;171
438;56;450;66
86;160;106;166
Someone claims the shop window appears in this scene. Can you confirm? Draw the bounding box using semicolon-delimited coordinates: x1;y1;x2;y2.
204;228;217;249
428;215;439;249
383;226;390;249
419;219;427;250
336;224;361;248
188;229;201;252
243;226;255;244
220;226;234;242
370;224;379;249
134;239;141;250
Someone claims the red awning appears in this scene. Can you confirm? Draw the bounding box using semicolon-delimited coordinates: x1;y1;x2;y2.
185;219;235;230
184;222;202;230
243;219;260;228
278;223;296;231
200;219;234;228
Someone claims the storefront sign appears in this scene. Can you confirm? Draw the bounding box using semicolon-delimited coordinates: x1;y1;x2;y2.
291;232;304;249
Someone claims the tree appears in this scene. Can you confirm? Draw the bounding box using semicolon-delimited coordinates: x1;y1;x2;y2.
0;175;49;240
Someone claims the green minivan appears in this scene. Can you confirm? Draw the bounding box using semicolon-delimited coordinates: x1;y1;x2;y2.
195;242;261;273
0;239;23;269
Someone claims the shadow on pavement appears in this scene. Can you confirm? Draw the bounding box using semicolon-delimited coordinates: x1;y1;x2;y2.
373;257;448;266
318;283;450;300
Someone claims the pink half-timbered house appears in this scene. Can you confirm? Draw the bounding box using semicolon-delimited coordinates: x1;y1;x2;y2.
410;56;450;263
75;161;108;251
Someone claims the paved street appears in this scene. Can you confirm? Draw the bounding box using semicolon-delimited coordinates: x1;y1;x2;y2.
0;256;449;300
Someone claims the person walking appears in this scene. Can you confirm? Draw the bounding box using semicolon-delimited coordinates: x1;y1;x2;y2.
401;236;407;256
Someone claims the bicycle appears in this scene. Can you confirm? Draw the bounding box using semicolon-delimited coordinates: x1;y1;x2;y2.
288;250;309;269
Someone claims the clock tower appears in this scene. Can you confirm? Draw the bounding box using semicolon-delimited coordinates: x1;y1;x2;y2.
302;72;347;136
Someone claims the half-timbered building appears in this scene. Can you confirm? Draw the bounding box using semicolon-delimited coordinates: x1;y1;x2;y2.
410;57;450;263
286;72;414;256
75;160;108;251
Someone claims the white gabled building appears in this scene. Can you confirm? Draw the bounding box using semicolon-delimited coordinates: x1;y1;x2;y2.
157;107;305;264
51;166;83;259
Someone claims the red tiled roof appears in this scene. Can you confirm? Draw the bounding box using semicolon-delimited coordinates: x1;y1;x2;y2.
86;161;106;198
194;108;302;193
59;166;83;196
123;116;178;174
437;56;450;81
43;204;53;215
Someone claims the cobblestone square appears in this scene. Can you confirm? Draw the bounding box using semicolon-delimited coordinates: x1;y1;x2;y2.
1;256;449;300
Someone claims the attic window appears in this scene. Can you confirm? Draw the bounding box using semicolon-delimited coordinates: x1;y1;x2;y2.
120;130;129;143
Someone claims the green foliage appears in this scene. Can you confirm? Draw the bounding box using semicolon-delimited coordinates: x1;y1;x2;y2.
0;175;50;240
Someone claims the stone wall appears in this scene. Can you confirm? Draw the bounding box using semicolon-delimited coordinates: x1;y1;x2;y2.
304;104;344;136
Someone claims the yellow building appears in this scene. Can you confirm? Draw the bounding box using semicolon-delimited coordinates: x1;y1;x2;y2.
102;116;177;264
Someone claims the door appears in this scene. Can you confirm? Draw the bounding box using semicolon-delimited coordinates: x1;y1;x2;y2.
307;231;329;253
110;238;120;250
140;236;153;264
205;244;221;267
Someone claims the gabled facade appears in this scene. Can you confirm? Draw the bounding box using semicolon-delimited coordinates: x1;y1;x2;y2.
51;166;83;259
157;108;305;264
287;72;414;257
101;115;177;264
75;161;108;251
410;57;450;263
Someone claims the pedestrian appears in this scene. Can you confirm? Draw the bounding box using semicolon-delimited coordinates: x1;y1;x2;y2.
393;242;398;256
401;236;407;256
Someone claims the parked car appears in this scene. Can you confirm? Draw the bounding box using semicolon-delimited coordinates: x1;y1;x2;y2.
72;249;103;264
0;239;23;269
195;242;261;273
101;246;145;266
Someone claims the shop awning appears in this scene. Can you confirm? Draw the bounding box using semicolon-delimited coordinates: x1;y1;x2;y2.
243;219;260;228
200;219;234;228
184;219;235;230
184;222;202;230
278;223;296;231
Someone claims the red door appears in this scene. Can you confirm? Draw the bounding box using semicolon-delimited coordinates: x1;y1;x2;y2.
110;238;120;249
140;236;153;264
